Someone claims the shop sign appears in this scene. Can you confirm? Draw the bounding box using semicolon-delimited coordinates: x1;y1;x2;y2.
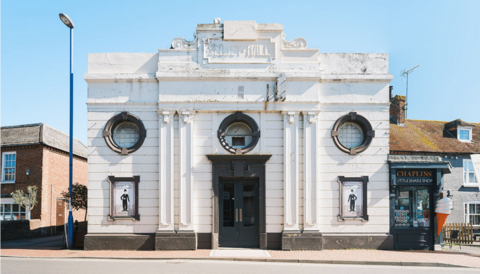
395;170;434;184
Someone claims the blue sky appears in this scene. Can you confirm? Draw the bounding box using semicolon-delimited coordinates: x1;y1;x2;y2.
2;0;479;145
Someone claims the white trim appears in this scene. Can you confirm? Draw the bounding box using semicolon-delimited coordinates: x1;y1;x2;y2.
1;151;16;183
457;126;472;142
463;159;478;187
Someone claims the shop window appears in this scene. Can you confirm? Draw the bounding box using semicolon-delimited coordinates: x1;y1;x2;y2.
331;112;375;155
2;152;16;183
1;203;27;221
218;112;260;154
465;202;480;225
103;112;147;155
394;186;431;228
463;159;478;187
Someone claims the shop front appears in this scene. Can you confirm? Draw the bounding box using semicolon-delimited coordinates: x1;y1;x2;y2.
389;156;452;250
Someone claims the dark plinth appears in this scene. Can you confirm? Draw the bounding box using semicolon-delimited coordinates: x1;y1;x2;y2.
282;231;323;250
155;231;197;250
322;234;393;250
84;233;155;250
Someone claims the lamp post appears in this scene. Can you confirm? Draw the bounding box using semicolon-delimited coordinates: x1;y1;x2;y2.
59;13;75;249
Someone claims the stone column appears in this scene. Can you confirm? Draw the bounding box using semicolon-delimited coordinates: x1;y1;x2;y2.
179;110;195;232
156;110;197;250
157;110;175;232
303;111;320;233
281;111;323;250
282;111;300;233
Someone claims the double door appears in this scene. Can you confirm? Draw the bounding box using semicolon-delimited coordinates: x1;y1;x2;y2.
219;180;259;247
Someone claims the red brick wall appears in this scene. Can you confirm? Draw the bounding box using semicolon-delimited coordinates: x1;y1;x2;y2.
1;145;88;235
1;146;44;220
42;146;88;231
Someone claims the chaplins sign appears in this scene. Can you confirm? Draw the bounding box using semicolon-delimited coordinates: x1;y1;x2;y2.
396;170;434;184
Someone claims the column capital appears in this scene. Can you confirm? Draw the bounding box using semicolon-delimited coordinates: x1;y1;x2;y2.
282;111;300;124
302;111;319;124
157;110;175;124
179;109;196;124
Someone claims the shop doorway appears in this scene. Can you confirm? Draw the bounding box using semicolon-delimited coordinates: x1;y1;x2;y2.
219;179;259;248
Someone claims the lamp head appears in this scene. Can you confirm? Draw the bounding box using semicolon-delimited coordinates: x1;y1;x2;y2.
59;13;75;28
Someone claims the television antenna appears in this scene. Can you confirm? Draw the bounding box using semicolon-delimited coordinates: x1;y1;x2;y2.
400;65;420;120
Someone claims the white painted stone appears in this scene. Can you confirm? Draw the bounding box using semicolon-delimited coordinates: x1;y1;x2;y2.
85;20;393;238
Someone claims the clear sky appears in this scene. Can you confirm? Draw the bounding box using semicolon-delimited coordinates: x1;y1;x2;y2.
2;0;479;145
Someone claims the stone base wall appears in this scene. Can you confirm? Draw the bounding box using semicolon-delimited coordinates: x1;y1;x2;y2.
1;219;42;241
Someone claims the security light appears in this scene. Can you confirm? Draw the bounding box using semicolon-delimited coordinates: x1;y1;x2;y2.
59;13;75;28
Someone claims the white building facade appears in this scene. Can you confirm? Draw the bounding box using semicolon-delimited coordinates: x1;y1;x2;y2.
85;20;393;250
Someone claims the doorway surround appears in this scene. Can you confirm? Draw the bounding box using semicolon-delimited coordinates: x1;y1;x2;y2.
206;154;271;249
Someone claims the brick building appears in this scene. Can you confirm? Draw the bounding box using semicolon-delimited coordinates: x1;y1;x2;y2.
389;95;479;231
1;123;88;238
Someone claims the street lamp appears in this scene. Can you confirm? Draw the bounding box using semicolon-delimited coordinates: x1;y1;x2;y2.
59;13;75;249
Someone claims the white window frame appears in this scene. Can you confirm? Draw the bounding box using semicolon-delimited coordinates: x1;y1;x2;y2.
464;201;480;226
463;159;478;187
457;126;472;142
0;199;29;221
1;151;16;183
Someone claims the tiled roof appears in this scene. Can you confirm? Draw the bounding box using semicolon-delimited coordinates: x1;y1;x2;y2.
1;123;87;158
390;119;480;154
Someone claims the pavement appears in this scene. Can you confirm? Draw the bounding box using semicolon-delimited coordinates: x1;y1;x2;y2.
3;257;479;274
2;235;480;268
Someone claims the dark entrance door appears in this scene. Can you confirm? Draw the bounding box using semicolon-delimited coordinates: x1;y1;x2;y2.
219;179;259;247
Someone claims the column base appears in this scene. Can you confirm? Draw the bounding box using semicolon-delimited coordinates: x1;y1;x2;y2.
155;231;197;250
282;230;323;250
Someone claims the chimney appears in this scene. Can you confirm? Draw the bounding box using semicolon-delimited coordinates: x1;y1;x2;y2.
390;95;406;126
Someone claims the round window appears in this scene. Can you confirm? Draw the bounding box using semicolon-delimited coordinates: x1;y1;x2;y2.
225;122;253;149
331;112;375;155
217;112;260;154
338;122;364;148
113;122;140;148
103;112;147;155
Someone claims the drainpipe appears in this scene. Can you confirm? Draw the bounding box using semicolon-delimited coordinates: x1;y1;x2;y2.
50;184;53;235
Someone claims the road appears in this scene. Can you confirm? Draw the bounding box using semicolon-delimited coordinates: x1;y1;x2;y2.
1;257;477;274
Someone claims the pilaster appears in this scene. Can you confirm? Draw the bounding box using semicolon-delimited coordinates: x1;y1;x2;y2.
178;110;196;232
157;110;175;232
282;111;300;232
303;111;319;232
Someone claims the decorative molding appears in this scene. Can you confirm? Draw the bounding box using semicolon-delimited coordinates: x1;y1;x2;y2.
171;33;198;49
307;111;317;124
282;33;308;49
179;110;195;124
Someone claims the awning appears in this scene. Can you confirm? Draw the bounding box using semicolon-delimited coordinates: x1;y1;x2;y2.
471;154;480;188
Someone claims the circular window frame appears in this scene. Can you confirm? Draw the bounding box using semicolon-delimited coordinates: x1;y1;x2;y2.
103;112;147;155
218;112;260;154
331;112;375;155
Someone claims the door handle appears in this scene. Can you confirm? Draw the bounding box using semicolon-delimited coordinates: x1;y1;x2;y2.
236;209;238;222
240;209;242;222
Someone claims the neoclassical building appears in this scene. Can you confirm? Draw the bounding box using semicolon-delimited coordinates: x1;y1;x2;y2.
84;19;393;250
